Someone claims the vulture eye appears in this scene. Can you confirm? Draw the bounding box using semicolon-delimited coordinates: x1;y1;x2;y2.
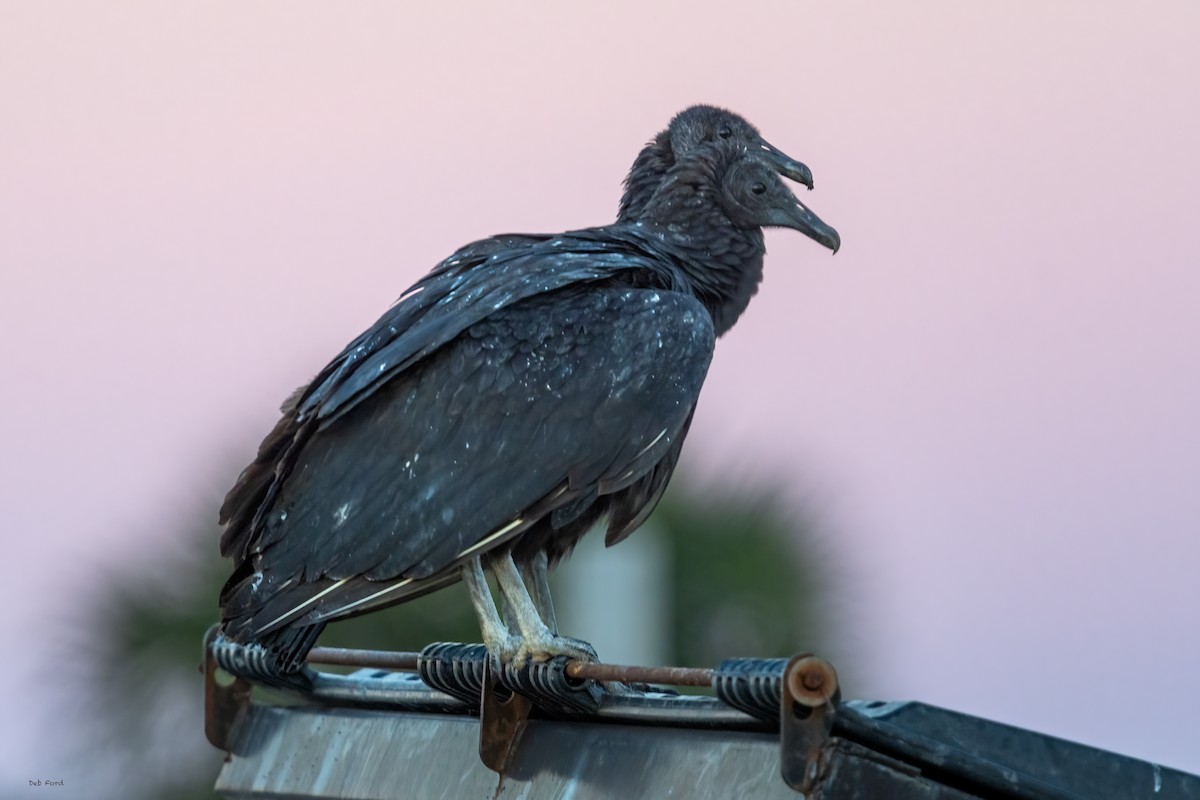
751;182;767;195
717;126;733;139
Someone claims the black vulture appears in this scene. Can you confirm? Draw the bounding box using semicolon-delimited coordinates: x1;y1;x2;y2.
617;105;815;221
425;105;816;284
216;112;839;687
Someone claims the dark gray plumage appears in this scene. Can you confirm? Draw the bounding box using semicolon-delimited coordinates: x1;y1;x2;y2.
424;105;817;285
618;105;815;222
217;117;839;682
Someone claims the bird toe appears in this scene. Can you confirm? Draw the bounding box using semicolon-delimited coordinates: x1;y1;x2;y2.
513;633;598;666
484;633;524;670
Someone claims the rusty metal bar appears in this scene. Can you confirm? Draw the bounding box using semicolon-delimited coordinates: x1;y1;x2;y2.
306;645;714;687
308;646;419;671
564;661;713;687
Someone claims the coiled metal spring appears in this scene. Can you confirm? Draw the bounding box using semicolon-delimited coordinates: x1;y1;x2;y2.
209;631;316;692
417;642;602;715
417;642;488;705
712;657;788;722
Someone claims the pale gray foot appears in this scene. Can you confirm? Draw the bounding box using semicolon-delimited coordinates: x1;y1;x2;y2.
492;553;597;666
461;557;520;660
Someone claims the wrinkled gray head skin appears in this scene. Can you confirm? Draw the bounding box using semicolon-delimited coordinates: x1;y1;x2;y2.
642;140;839;253
718;151;840;252
636;140;839;336
618;105;817;222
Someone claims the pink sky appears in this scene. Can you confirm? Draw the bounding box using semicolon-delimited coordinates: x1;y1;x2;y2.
3;0;1198;786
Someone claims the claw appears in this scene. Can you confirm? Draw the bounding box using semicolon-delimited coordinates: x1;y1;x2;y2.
511;633;598;667
488;632;524;665
466;553;599;674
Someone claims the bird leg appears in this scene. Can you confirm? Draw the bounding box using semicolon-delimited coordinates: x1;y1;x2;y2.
461;556;519;661
519;550;558;635
497;551;556;637
491;552;596;666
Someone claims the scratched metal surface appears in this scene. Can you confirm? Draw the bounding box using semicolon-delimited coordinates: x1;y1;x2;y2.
211;672;1200;799
215;705;801;800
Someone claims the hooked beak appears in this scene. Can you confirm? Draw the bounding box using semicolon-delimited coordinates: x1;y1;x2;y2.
767;195;841;254
758;139;815;190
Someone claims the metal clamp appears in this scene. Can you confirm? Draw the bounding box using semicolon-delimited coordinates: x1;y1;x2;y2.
203;625;253;753
478;655;534;775
779;654;840;793
418;643;605;774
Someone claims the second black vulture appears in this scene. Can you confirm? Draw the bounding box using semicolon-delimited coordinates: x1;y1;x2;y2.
216;118;839;687
426;105;816;288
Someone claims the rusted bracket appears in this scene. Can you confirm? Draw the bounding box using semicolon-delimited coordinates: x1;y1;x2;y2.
203;624;253;753
478;655;534;774
779;654;840;793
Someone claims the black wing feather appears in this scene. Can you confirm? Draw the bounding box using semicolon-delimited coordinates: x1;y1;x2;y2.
220;239;713;639
308;245;666;423
219;231;680;561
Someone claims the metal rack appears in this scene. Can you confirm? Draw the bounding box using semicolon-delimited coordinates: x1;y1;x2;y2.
205;629;1200;799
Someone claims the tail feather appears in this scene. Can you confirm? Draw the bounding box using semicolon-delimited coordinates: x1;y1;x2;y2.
212;622;325;691
219;406;313;559
275;623;325;673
